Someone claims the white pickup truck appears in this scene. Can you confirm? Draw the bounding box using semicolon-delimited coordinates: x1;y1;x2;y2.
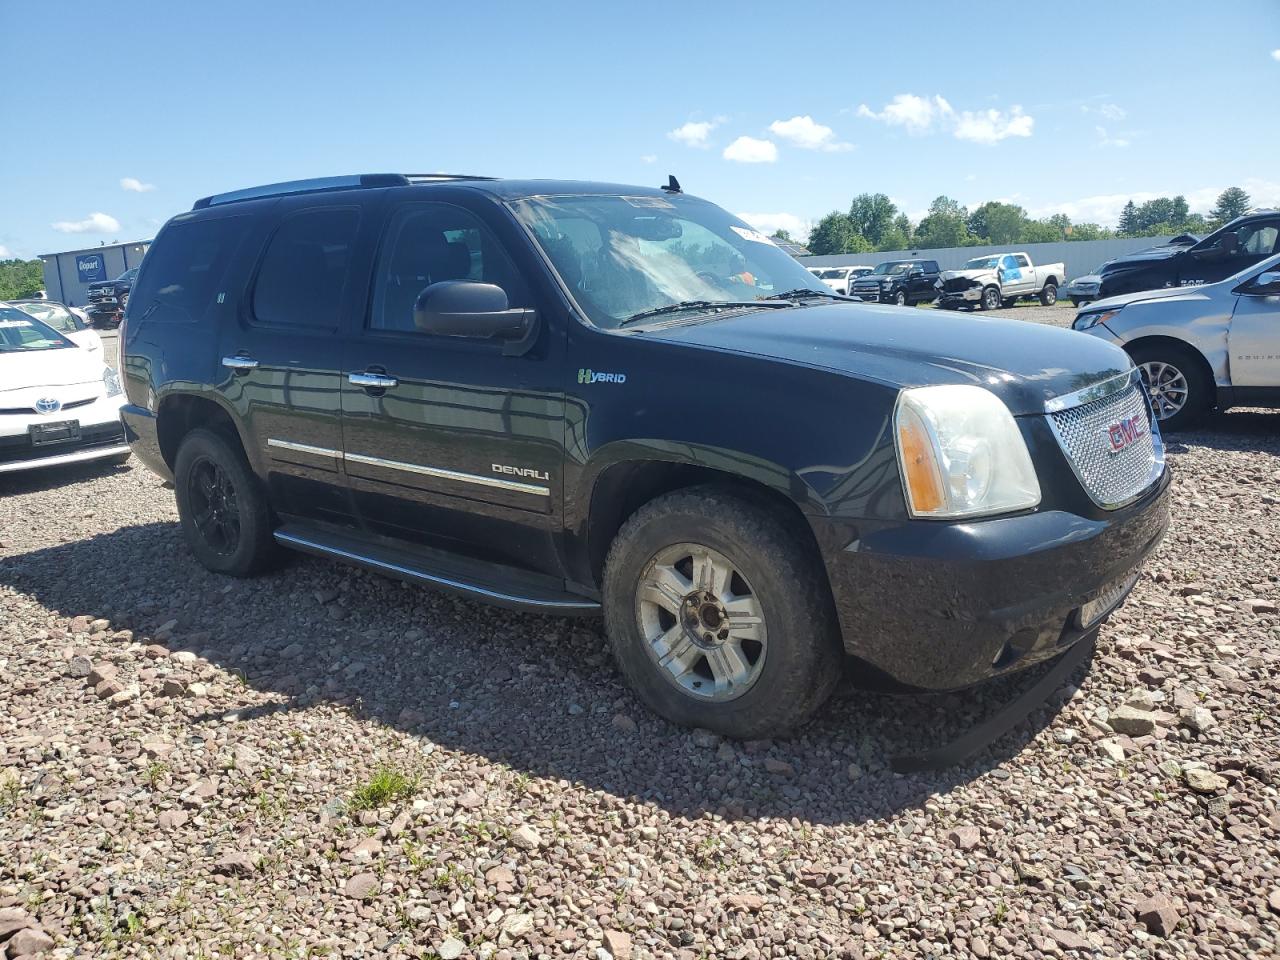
935;252;1064;311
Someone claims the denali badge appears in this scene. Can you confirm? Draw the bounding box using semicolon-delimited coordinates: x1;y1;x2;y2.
492;464;550;481
1105;414;1146;454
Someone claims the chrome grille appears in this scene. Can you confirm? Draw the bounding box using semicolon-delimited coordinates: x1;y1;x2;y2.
1048;376;1163;509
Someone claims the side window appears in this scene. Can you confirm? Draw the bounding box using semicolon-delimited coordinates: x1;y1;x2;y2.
1241;222;1279;256
252;207;360;329
1015;255;1031;268
371;203;531;333
923;261;939;273
1001;255;1018;271
130;216;247;323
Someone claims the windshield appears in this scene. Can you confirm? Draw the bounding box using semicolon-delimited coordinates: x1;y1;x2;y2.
963;256;1001;270
817;268;849;279
12;301;78;333
117;268;138;282
510;194;830;328
0;307;74;352
871;261;912;276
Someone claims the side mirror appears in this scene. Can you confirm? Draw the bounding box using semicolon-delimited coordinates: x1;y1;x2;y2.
1239;270;1280;296
413;281;537;355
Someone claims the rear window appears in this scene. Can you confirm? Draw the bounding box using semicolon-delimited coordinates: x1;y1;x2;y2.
130;216;247;323
252;207;360;329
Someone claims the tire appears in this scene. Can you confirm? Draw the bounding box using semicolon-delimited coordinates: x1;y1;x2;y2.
603;487;842;739
1039;283;1058;306
173;428;279;576
938;301;960;310
893;290;907;307
1127;343;1211;432
979;286;1001;311
1070;297;1082;308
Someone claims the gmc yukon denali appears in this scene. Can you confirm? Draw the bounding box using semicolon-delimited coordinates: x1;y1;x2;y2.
119;173;1171;738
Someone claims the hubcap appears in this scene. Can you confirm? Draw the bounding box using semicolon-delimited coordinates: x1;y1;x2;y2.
1138;361;1188;420
635;543;767;702
985;289;1000;309
188;456;241;556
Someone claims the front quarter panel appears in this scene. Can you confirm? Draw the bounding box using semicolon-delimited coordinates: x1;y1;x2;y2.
1102;299;1233;385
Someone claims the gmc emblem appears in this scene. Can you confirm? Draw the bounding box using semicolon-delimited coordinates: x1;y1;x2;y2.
1105;414;1146;454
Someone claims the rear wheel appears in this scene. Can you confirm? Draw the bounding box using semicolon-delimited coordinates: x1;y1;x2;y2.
1039;283;1058;306
174;429;279;576
979;286;1001;311
603;488;842;738
1128;343;1211;431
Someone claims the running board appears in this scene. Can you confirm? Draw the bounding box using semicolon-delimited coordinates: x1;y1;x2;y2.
273;524;601;616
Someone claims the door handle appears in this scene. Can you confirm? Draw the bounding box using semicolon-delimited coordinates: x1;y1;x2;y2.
348;371;399;389
222;355;259;371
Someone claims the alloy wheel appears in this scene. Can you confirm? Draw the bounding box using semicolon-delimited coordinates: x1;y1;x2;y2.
635;543;767;702
1138;360;1189;420
984;288;1001;310
187;456;241;555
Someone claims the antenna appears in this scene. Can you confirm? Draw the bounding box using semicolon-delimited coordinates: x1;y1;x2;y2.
661;175;682;194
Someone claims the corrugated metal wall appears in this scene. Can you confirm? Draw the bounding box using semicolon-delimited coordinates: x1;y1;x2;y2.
800;236;1178;284
40;241;150;307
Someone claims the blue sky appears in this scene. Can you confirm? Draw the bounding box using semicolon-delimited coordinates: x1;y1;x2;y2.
2;0;1278;258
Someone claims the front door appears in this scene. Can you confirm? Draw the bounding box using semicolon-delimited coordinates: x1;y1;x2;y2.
219;199;368;526
1180;218;1280;287
340;198;566;575
1228;289;1280;387
1000;255;1031;297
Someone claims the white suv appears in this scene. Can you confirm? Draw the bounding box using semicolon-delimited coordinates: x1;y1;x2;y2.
1073;253;1280;430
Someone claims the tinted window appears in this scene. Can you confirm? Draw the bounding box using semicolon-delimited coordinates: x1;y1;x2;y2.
923;261;939;273
371;203;530;333
131;216;247;323
252;207;360;329
1240;222;1279;256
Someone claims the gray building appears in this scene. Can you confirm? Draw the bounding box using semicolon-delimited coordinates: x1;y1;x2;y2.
800;235;1177;286
40;239;150;308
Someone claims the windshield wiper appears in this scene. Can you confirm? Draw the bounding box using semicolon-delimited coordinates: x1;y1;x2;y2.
619;299;790;327
761;288;854;302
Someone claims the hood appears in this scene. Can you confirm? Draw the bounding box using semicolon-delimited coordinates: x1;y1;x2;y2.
939;268;995;283
1099;243;1186;274
641;302;1133;416
0;346;105;395
1084;284;1215;312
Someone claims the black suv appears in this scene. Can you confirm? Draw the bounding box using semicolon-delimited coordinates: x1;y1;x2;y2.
848;259;941;306
120;173;1170;737
86;267;138;327
1067;209;1280;304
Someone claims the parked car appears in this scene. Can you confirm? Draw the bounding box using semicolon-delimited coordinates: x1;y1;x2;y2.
86;267;139;328
936;253;1064;311
808;265;871;295
120;173;1169;737
9;299;104;357
0;306;129;473
848;259;941;305
1066;210;1280;306
1073;253;1280;430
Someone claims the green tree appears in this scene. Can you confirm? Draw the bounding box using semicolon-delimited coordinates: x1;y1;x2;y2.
967;201;1029;244
847;193;898;248
769;229;793;242
1067;222;1113;241
1209;186;1251;226
806;212;870;255
0;259;45;300
913;196;970;250
1118;200;1138;236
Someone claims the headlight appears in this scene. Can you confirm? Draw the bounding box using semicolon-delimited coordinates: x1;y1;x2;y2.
894;385;1041;519
1072;308;1120;331
103;367;123;397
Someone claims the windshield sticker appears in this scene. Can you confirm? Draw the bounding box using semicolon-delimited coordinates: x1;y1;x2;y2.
0;320;34;329
730;225;775;245
623;196;675;209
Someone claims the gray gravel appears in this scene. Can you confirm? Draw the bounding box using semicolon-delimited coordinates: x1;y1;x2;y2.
2;351;1279;957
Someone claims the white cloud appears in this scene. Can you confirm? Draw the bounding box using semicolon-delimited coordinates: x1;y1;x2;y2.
722;136;777;163
767;115;853;152
856;94;952;133
1272;48;1280;61
120;177;155;193
1030;178;1280;226
736;212;809;239
667;119;720;148
1095;125;1130;148
639;154;657;164
0;245;11;258
1082;102;1126;122
953;106;1034;144
51;212;121;234
858;93;1033;144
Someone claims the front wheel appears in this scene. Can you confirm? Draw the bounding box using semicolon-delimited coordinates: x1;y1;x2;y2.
1039;283;1058;306
603;488;842;738
174;429;279;576
894;290;907;306
979;286;1001;311
1129;343;1211;431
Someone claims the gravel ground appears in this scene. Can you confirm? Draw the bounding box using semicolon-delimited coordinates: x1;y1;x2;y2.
3;342;1279;958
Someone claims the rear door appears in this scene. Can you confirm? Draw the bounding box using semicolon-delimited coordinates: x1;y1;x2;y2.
218;197;371;527
339;196;567;575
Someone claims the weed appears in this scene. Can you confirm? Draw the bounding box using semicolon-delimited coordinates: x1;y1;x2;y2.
348;766;417;811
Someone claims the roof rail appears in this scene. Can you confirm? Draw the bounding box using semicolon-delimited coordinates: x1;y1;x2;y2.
192;172;495;209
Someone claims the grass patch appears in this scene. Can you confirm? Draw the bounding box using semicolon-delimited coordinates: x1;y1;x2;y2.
348;766;417;811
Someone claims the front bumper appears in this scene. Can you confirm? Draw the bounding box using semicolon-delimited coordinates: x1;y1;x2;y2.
0;395;128;474
937;288;983;307
818;468;1171;689
850;287;889;303
120;402;173;482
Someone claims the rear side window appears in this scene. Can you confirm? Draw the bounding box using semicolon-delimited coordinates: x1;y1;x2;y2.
252;207;360;329
130;216;247;323
923;261;939;273
1015;255;1031;268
